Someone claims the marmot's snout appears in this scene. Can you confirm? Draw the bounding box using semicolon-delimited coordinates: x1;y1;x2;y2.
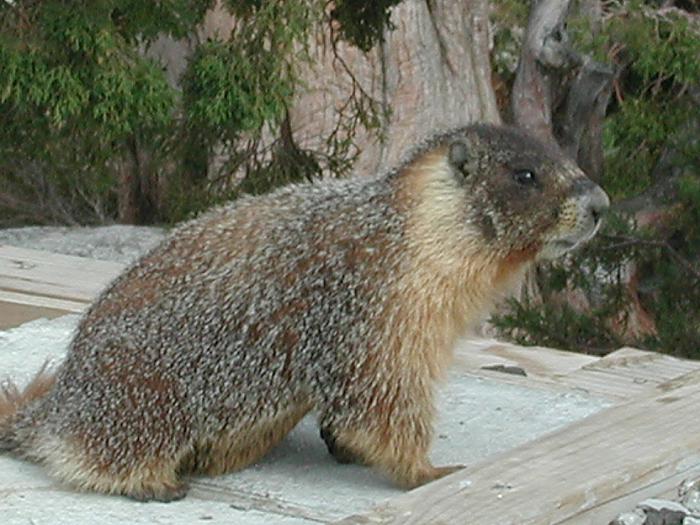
542;176;610;259
572;177;610;229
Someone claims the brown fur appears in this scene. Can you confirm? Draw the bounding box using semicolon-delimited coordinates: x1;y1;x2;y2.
0;125;608;500
184;400;314;476
0;364;56;450
0;366;55;415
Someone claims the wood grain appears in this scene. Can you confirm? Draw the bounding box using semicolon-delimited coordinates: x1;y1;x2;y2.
0;245;123;326
335;371;700;525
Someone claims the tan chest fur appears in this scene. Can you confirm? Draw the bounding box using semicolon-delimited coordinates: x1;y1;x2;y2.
389;148;531;381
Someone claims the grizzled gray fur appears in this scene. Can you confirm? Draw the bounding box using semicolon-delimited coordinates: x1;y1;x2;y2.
0;124;609;501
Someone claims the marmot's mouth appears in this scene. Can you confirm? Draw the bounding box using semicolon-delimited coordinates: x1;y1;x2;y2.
539;235;589;260
541;222;601;259
549;216;604;254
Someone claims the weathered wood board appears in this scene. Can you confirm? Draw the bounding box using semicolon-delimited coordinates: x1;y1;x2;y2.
337;370;700;524
0;245;121;320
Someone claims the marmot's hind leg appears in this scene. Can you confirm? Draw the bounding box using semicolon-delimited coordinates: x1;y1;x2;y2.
187;400;313;477
39;435;189;502
122;470;189;503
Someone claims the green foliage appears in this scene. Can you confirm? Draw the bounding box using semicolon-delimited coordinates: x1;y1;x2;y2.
1;0;400;226
0;8;178;140
493;1;700;359
0;0;201;224
330;0;403;52
183;1;319;145
184;41;287;133
109;0;214;41
571;1;700;199
492;297;623;353
602;97;688;197
492;212;631;354
490;0;529;79
614;5;700;85
493;208;700;359
650;174;700;357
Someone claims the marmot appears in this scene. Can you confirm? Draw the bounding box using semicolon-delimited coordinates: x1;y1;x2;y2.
0;124;609;502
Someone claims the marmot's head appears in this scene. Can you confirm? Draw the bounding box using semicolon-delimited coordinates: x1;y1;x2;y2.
442;124;609;260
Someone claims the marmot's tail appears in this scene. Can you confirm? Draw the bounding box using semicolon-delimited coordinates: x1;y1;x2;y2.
0;363;55;452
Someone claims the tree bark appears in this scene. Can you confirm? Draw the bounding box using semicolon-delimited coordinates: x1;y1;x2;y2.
556;57;613;183
512;0;613;181
116;137;159;224
115;140;141;224
512;0;575;142
147;0;500;184
290;0;500;177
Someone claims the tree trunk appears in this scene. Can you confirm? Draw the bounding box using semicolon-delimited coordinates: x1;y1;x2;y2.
512;0;612;181
146;0;499;187
115;140;141;224
116;137;159;224
289;0;500;177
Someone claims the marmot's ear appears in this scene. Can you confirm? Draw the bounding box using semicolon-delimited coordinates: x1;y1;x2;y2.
448;140;470;174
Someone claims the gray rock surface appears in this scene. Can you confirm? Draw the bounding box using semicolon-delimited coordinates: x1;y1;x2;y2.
0;225;165;263
609;481;700;525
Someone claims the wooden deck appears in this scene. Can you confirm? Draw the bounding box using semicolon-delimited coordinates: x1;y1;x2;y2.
2;244;699;524
0;245;121;328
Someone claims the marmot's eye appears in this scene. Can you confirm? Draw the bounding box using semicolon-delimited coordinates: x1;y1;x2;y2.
513;170;536;185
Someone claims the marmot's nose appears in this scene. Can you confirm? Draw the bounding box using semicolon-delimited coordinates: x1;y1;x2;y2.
572;179;610;225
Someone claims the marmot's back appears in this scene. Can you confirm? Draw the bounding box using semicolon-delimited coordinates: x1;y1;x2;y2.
0;124;609;501
64;174;408;405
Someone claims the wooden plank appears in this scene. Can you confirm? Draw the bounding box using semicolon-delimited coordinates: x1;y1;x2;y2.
581;347;700;380
563;347;700;401
0;245;123;303
557;464;700;525
335;370;700;525
0;290;88;313
0;300;72;329
190;481;334;523
453;341;700;404
454;338;599;380
452;338;602;394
